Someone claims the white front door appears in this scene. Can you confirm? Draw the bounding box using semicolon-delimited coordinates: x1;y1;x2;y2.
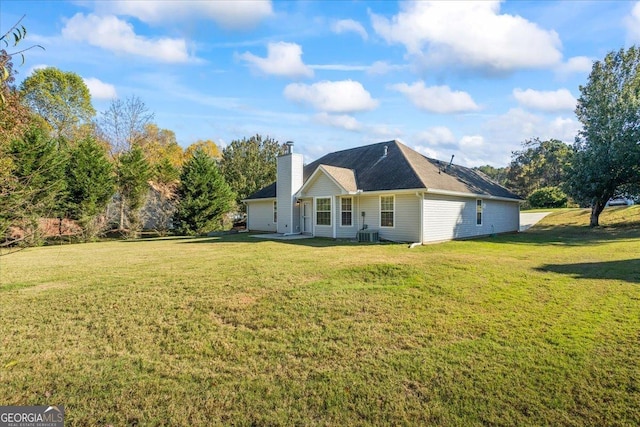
302;201;312;234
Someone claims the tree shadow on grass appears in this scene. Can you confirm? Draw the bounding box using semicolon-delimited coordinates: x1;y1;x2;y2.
535;259;640;284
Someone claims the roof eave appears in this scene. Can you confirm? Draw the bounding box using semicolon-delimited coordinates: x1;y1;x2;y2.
242;197;277;203
425;188;523;202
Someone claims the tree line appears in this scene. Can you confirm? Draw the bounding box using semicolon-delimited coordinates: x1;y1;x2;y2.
1;32;286;252
3;20;639;248
476;46;640;227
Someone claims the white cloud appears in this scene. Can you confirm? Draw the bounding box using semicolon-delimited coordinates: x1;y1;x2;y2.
556;56;593;78
460;135;485;149
62;13;191;63
482;108;579;165
413;145;439;159
96;0;273;30
27;64;49;75
366;61;406;75
370;1;562;73
83;77;117;100
513;88;577;112
625;2;640;43
309;61;406;75
314;112;362;131
548;116;581;142
284;80;379;113
331;19;368;40
310;64;369;72
239;42;313;78
390;81;480;114
415;126;456;146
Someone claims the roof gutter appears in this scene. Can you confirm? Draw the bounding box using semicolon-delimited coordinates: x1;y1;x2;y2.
242;197;276;203
425;188;522;203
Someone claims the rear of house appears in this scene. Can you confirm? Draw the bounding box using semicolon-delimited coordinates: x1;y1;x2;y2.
244;140;521;244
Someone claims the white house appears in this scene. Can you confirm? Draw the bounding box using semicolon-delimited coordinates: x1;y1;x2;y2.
243;140;522;244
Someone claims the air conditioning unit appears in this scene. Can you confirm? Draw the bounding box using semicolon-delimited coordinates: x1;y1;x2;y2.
357;230;379;242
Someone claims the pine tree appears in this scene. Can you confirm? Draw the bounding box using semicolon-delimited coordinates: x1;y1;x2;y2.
2;126;67;245
66;135;115;240
116;146;150;238
175;148;235;235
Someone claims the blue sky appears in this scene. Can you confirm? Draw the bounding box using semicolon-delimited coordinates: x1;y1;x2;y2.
2;0;639;167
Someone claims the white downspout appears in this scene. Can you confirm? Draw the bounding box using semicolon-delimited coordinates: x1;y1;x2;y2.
333;196;337;239
409;192;425;248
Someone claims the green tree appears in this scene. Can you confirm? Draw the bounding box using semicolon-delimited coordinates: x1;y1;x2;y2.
116;146;150;238
174;149;235;235
568;46;640;226
66;135;115;240
528;186;568;208
220;134;285;209
506;138;572;198
474;165;508;187
1;126;67;246
19;67;95;139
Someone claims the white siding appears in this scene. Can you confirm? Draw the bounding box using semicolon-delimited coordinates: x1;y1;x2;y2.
247;200;277;232
336;196;358;239
423;195;467;242
354;194;421;242
302;174;342;238
423;194;519;242
381;194;421;242
484;200;520;234
303;174;341;198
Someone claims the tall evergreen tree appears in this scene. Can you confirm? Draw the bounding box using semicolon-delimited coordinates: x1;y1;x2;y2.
66;135;115;240
175;148;235;235
1;126;67;245
117;146;150;237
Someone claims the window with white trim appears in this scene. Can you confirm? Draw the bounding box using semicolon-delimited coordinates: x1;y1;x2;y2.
380;195;394;227
476;199;482;225
341;197;353;227
273;201;277;223
316;197;331;226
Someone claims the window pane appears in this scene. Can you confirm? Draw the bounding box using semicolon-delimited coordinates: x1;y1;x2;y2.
341;211;352;226
342;198;352;211
380;196;394;227
317;211;331;225
381;196;394;210
316;198;331;226
317;198;330;211
341;197;352;226
381;212;394;227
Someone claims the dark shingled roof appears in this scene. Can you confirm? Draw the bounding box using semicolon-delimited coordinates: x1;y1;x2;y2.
245;140;521;200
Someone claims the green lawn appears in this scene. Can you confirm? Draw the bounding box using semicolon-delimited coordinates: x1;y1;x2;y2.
1;207;639;426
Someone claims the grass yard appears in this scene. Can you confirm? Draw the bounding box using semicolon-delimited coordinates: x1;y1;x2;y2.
1;207;639;426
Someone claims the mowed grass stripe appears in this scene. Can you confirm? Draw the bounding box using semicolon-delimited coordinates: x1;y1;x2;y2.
0;207;639;425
